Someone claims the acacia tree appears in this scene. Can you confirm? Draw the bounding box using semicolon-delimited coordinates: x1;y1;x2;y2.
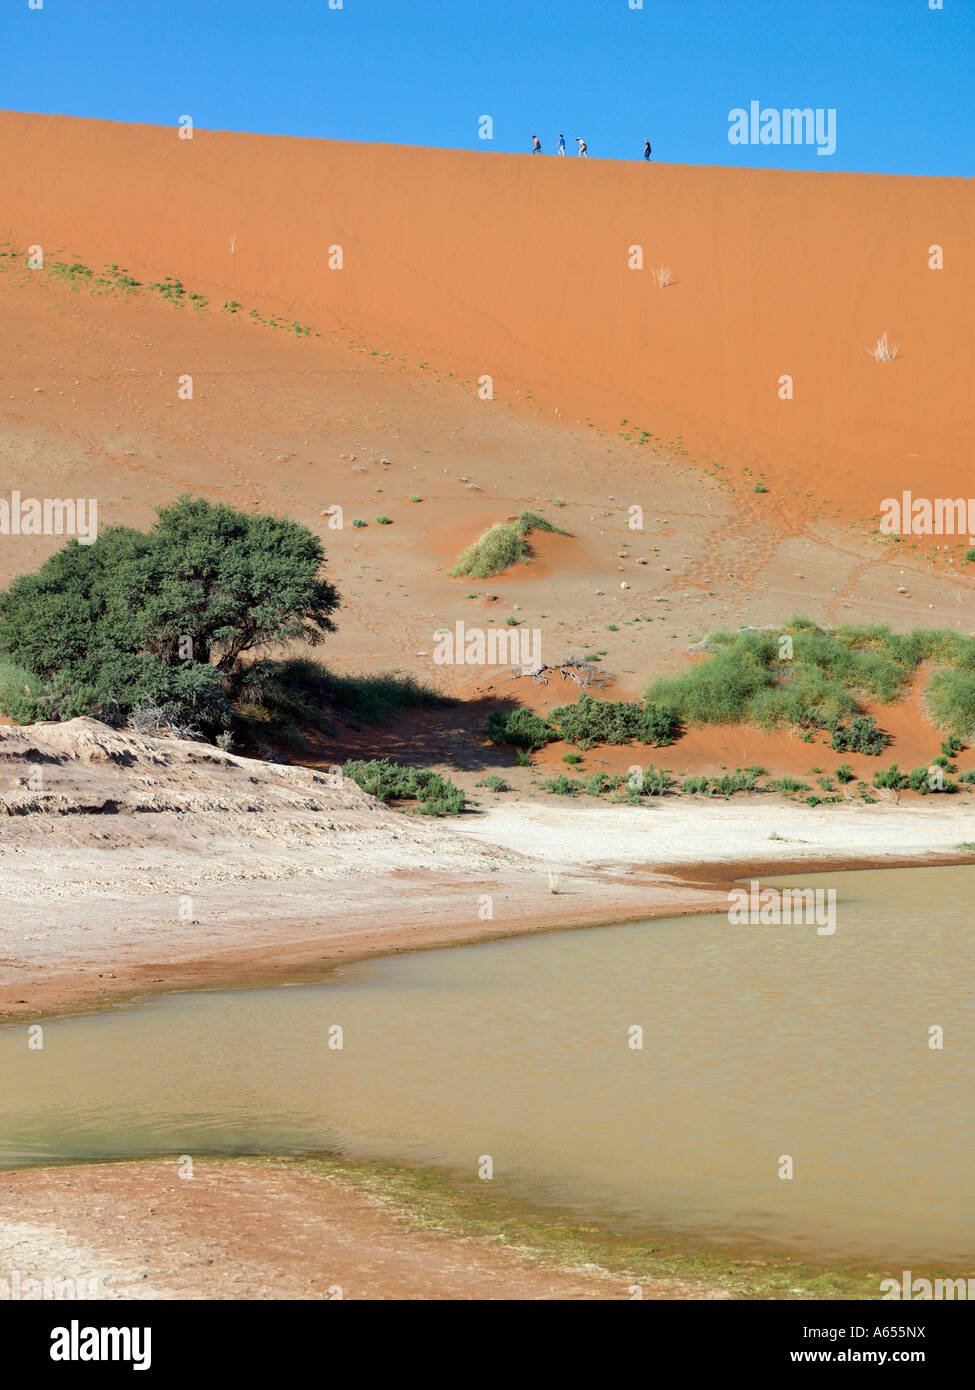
0;496;341;728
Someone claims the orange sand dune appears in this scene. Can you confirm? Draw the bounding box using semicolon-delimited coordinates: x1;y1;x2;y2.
1;111;972;535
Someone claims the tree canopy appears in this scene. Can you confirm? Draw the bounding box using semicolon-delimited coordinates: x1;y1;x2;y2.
0;496;341;731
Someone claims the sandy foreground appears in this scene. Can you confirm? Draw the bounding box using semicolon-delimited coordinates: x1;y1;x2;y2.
0;1161;737;1302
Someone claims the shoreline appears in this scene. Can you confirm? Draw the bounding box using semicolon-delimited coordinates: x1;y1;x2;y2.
3;718;973;1022
4;848;973;1024
0;1152;892;1302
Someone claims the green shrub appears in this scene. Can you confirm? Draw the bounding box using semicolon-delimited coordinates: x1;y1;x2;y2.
641;617;963;740
475;774;508;792
543;773;578;796
375;515;392;525
485;707;556;751
0;659;49;723
768;776;810;794
639;764;673;795
342;758;465;815
828;715;890;756
680;775;710;795
547;693;678;749
872;763;908;790
835;764;855;784
711;769;759;796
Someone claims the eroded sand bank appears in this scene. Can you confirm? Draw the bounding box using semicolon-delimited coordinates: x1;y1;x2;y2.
1;717;972;1018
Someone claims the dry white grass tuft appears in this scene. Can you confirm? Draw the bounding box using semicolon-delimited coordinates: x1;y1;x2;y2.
867;330;899;362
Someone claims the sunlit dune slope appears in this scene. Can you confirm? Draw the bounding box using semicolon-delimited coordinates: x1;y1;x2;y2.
1;110;972;532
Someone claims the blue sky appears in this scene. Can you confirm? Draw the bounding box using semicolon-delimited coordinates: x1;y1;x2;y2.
1;0;972;175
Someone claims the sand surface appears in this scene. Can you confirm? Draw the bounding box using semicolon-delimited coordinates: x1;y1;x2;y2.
1;111;972;537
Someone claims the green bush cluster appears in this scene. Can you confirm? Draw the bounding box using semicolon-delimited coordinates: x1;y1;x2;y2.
547;693;678;749
486;695;677;753
342;758;465;815
827;715;890;756
643;617;975;745
485;707;557;751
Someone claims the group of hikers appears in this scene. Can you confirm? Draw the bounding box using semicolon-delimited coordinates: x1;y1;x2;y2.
531;134;651;159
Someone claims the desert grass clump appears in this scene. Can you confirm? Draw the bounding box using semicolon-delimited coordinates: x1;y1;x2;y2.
711;769;760;796
449;512;568;579
867;331;899;363
641;617;971;746
651;266;674;289
680;775;710;795
475;774;509;792
926;643;975;738
768;775;810;795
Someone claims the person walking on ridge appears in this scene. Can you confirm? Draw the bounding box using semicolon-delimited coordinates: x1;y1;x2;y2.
577;137;588;157
531;134;542;154
644;138;652;161
557;132;566;155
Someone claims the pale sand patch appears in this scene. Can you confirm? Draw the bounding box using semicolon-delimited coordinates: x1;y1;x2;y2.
0;1217;170;1300
449;796;975;866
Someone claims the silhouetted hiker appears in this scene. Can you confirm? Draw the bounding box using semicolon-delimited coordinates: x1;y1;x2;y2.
532;135;542;154
577;137;588;157
644;138;652;161
557;133;566;156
